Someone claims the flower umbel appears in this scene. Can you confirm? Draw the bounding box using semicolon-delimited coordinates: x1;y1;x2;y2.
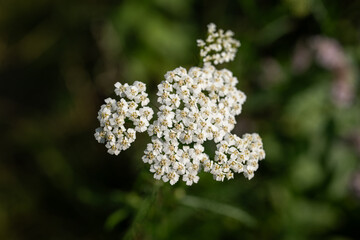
144;64;251;184
95;23;265;185
197;23;241;65
94;81;153;155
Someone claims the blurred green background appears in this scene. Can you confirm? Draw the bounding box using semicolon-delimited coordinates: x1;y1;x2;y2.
1;0;360;239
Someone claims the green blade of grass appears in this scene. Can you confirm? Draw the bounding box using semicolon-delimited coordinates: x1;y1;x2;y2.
181;195;257;227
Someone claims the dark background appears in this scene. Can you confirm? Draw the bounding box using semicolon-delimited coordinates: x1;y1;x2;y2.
1;0;360;239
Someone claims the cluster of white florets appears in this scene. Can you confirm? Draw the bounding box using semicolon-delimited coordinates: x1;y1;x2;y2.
142;63;264;185
143;139;206;185
197;23;241;65
210;133;266;181
95;23;265;186
94;81;154;155
147;64;246;143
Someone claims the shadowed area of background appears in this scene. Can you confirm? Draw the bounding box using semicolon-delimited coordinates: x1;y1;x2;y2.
1;0;360;239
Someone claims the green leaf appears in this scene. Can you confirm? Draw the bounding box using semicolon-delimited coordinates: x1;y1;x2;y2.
180;195;257;227
104;208;128;231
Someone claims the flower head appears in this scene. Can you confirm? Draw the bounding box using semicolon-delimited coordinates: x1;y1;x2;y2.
95;23;265;186
94;81;153;155
142;61;253;185
197;23;241;65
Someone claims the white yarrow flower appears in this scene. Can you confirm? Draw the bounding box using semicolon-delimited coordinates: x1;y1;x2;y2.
96;23;265;186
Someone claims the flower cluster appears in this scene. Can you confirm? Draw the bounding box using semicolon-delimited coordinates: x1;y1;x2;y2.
197;23;241;65
143;64;254;185
95;23;265;186
94;81;153;155
209;133;265;181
